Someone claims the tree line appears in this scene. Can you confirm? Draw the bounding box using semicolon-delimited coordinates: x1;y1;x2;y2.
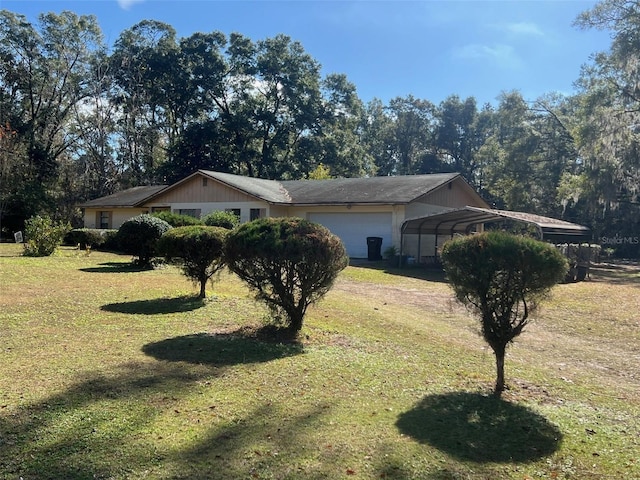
1;1;638;255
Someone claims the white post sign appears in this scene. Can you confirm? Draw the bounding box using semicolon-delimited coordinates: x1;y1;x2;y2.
14;231;23;243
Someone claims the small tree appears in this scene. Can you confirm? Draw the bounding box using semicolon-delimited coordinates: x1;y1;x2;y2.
22;215;71;257
441;231;567;397
157;225;229;298
202;210;240;230
115;214;172;268
225;217;349;336
308;163;332;179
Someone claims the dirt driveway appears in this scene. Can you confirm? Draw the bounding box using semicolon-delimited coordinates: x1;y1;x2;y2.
334;261;640;403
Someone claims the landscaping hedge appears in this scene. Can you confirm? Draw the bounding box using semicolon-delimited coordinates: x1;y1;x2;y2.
65;228;118;250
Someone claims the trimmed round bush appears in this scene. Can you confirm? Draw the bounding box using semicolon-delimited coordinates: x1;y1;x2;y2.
115;214;172;267
151;211;202;227
225;217;349;336
157;225;229;298
202;210;240;230
441;231;568;397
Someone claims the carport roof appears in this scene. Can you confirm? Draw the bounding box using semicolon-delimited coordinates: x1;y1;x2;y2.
402;206;592;243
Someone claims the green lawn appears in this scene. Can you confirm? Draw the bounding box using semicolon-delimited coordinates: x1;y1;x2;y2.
1;244;639;479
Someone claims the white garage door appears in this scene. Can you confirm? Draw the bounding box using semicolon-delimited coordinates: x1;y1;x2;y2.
308;212;392;258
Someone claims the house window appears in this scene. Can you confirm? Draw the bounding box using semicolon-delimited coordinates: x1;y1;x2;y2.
202;177;208;187
151;206;170;213
98;211;112;229
250;208;265;221
225;208;241;220
176;209;201;218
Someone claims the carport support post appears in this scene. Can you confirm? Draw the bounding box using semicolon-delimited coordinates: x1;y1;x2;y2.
399;230;404;269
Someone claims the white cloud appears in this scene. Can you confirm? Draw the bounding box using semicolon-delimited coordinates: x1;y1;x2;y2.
453;43;523;70
117;0;145;11
505;22;544;37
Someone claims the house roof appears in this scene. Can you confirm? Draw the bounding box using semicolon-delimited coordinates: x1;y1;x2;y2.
402;206;592;243
77;185;167;208
141;170;466;205
280;173;462;205
79;170;480;208
199;170;291;203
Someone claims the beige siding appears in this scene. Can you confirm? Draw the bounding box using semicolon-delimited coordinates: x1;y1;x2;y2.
148;175;256;205
269;205;291;217
83;208;148;229
405;202;451;219
412;178;487;209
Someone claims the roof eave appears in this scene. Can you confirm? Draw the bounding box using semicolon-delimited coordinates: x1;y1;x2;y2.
287;201;407;207
414;173;460;199
132;187;171;207
200;170;290;203
79;204;144;209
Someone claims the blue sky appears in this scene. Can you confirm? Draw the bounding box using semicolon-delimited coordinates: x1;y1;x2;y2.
3;0;612;106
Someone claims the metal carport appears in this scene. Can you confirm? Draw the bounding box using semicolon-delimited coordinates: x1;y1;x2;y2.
400;206;592;262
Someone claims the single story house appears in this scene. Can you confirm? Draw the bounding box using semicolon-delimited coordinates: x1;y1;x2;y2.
79;170;490;259
78;170;591;260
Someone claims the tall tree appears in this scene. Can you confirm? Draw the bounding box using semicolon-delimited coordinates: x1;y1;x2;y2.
573;0;640;243
229;34;325;179
111;20;179;185
370;95;435;176
0;10;104;222
477;91;579;217
69;50;121;199
0;122;26;235
297;73;374;178
362;98;395;176
152;31;230;182
431;95;484;182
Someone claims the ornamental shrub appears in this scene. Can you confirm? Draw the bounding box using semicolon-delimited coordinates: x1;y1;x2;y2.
151;211;202;227
115;214;172;267
225;217;349;336
101;229;120;251
64;228;115;250
22;215;71;257
441;231;568;397
157;225;229;298
202;210;240;230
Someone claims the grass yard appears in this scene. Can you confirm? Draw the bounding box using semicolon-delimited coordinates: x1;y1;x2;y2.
0;243;639;480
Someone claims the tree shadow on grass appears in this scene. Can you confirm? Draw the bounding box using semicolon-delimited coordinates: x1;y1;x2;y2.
590;262;640;285
142;330;304;366
396;391;562;463
80;261;148;273
101;295;206;315
0;361;210;480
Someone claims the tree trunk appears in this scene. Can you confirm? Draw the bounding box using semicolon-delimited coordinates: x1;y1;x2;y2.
493;345;506;398
199;280;207;299
288;312;304;334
